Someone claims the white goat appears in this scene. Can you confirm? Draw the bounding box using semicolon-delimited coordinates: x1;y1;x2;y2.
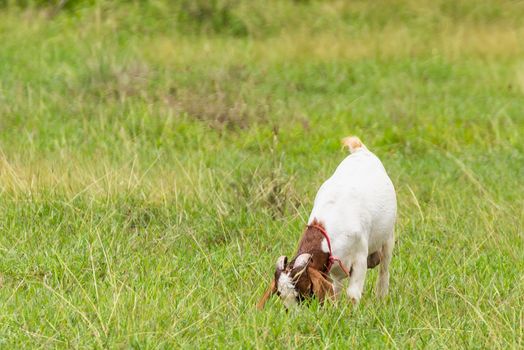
258;136;397;309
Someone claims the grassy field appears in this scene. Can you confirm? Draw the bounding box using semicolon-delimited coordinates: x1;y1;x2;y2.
0;0;523;348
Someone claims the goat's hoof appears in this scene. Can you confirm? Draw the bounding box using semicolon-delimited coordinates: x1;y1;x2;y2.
376;289;388;299
346;288;361;305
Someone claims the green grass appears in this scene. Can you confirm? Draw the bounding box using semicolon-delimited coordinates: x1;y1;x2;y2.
1;0;523;348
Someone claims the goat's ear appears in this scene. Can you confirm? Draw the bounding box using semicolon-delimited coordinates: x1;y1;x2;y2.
276;256;287;271
293;253;312;268
257;279;277;310
308;267;334;302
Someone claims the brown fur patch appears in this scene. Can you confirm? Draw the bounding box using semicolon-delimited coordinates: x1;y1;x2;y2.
295;221;331;273
308;267;334;302
291;268;313;299
367;251;383;269
341;136;364;153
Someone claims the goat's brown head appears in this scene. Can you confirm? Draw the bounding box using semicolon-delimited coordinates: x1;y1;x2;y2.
257;253;334;309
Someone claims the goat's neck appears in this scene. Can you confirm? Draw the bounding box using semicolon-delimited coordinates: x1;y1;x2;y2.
294;226;330;273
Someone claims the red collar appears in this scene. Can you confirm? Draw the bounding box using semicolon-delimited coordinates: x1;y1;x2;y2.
307;223;350;277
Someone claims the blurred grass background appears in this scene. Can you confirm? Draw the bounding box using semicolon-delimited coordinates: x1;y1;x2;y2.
0;0;523;348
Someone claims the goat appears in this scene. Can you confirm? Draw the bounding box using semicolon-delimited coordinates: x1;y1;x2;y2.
257;136;396;309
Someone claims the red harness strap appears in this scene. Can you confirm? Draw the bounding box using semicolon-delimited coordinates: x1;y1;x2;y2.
308;223;351;277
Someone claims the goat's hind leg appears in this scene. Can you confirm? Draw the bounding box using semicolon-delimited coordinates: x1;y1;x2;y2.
376;234;394;298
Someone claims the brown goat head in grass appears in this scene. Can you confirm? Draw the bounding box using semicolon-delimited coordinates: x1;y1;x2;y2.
257;254;335;309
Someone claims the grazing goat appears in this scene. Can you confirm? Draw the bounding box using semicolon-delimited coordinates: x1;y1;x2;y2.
258;136;396;309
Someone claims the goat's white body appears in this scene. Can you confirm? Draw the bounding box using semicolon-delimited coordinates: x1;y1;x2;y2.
308;146;396;302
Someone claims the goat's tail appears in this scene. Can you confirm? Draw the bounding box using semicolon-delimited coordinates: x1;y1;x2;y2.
341;136;366;153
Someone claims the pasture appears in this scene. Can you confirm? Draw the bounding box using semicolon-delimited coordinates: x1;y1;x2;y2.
0;0;523;348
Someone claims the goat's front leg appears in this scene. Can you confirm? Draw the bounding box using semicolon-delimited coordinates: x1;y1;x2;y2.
376;235;395;298
346;251;368;305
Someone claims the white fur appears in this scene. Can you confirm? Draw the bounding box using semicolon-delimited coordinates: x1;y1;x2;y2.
277;273;298;308
307;140;396;304
320;238;329;253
